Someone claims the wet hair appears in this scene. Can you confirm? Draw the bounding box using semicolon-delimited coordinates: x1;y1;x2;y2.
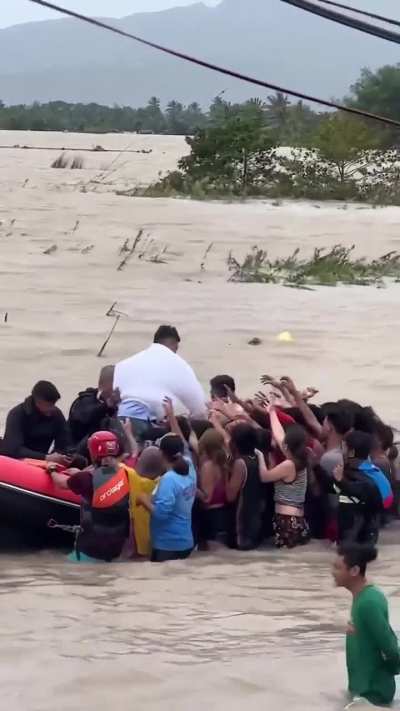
255;428;272;456
345;430;373;460
336;399;377;434
190;418;214;439
153;325;180;345
198;429;227;468
176;415;191;444
374;421;394;452
210;374;236;398
284;424;308;471
338;543;378;576
32;380;60;404
160;434;189;476
324;403;353;436
230;423;258;457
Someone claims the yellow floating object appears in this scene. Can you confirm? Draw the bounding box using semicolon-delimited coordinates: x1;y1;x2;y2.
277;331;294;343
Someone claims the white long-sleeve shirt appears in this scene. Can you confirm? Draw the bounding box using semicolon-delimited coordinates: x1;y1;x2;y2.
114;343;207;421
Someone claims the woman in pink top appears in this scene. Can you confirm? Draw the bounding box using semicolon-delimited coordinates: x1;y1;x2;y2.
197;429;228;545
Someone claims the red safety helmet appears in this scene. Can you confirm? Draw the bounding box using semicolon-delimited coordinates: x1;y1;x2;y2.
88;431;120;463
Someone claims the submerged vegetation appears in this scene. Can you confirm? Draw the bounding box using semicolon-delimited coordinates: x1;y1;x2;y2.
51;153;84;169
227;246;400;289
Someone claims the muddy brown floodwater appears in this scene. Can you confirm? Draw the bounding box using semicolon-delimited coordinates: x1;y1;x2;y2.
1;533;400;711
2;130;400;710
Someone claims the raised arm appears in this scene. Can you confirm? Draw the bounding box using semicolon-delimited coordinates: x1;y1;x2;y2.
269;406;287;454
163;397;185;441
281;377;322;440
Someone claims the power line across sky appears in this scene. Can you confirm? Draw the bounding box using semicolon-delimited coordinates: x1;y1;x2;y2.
26;0;400;130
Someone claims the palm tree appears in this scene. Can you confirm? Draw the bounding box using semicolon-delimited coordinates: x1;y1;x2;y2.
265;92;290;130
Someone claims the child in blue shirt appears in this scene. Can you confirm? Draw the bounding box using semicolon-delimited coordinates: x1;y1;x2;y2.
138;434;196;562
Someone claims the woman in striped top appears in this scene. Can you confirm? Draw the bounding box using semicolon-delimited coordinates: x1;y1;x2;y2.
257;405;310;549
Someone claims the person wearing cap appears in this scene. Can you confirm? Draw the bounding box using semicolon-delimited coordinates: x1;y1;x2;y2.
49;431;130;562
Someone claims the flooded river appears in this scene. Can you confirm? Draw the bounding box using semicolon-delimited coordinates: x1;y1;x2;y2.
2;130;400;710
2;533;400;710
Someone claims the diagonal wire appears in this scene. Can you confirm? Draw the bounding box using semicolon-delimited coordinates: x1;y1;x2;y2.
280;0;400;44
27;0;400;129
315;0;400;28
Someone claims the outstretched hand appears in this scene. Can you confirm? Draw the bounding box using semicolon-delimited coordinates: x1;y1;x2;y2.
301;386;319;402
280;376;297;395
260;374;282;389
163;396;174;419
254;391;269;407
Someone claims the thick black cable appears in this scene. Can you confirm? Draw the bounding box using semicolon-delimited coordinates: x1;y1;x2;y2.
27;0;400;129
316;0;400;29
280;0;400;44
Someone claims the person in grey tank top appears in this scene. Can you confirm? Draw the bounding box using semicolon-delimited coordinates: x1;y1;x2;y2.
257;405;310;549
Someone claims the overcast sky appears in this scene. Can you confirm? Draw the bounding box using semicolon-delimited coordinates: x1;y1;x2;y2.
1;0;397;29
0;1;218;29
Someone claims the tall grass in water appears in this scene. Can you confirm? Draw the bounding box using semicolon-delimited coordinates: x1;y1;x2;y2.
51;153;69;169
228;245;400;289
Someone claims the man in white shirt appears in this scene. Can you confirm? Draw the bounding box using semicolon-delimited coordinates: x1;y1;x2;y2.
114;325;207;442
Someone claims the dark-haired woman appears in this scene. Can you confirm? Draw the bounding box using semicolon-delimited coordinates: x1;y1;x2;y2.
226;423;265;550
137;434;196;562
258;405;310;549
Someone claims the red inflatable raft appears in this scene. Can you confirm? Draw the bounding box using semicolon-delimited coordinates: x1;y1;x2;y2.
0;456;80;538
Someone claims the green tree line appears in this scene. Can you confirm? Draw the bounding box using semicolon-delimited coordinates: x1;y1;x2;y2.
0;94;322;141
1;63;400;143
137;64;400;204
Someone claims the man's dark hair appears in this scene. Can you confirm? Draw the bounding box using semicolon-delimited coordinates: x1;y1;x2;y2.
32;381;61;404
336;399;377;434
345;430;373;460
210;374;236;398
153;325;180;345
324;403;353;436
338;543;377;576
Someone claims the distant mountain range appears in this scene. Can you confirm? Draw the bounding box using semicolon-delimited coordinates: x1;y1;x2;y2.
0;0;399;107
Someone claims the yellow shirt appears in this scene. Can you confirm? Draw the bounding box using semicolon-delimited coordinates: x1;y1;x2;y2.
124;467;158;556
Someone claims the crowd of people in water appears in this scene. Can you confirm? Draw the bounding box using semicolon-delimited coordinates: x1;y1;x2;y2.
1;323;400;705
0;324;398;565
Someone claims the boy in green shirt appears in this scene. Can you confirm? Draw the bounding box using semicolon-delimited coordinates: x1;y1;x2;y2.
333;544;400;708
